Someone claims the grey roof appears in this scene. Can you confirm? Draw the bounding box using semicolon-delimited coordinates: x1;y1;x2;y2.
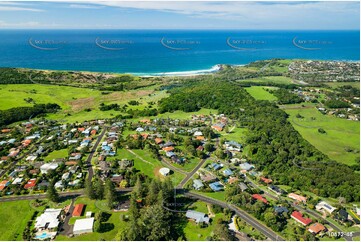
240;162;254;171
239;182;248;191
186;210;210;224
193;179;204;190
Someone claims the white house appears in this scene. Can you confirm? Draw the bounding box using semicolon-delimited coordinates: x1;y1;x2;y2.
35;208;62;230
316;201;336;214
40;163;59;174
73;218;94;235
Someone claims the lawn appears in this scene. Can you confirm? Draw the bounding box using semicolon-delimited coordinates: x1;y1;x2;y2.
245;86;277;101
220;127;248;144
324;82;360;89
45;148;68;161
0;200;38;241
183;200;227;241
116;148;185;185
193;191;227;202
241;76;293;85
284;106;360;166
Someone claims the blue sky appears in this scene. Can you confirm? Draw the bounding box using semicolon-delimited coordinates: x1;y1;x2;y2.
0;1;359;30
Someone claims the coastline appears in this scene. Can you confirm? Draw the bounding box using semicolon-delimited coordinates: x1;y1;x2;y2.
132;64;224;77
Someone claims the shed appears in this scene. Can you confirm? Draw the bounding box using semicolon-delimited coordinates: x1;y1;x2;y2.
73;218;94;235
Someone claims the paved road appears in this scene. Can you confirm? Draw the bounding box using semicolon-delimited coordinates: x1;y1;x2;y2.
0;188;133;202
182;190;284;241
176;158;208;188
59;198;75;235
85;126;108;183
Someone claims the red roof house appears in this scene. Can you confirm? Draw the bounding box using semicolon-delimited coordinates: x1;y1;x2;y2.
72;204;85;217
24;178;37;189
291;211;312;226
308;223;327;234
260;176;273;184
0;180;10;191
252;194;269;204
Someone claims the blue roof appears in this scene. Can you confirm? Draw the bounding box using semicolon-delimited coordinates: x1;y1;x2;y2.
166;152;176;157
210;163;222;170
209;182;224;191
223;168;234;176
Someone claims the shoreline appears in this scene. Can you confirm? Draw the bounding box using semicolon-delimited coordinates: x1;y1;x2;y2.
1;59;359;78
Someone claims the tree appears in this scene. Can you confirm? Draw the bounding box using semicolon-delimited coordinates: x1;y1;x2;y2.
212;219;235;241
47;180;59;203
105;179;116;209
94;177;104;200
85;178;95;199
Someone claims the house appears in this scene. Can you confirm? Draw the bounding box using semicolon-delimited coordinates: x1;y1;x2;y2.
274;206;289;215
40;163;59;174
73;218;94;235
26;155;37;162
0;180;10;191
288;193;307;203
162;146;174;152
209;182;224;192
135;127;145;132
193;131;203;137
193;179;204;190
55;180;64;189
335;209;349;222
211;123;225;131
239;182;248;192
252;194;269;204
155;138;163;144
315;201;336;214
24;178;37;189
210;162;222;171
62;172;70;180
224;141;242;151
199;173;217;183
260;177;273;184
268;185;285;196
72;204;85;217
222;168;234;177
196;145;204;151
186;210;210;224
308;223;327;234
35;208;62;230
12;177;23;185
291;211;312;226
227;177;239;184
166;152;176;158
162;141;175;147
110;175;123;185
239;162;254;171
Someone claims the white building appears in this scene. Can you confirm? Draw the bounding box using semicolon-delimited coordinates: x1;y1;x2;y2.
73;218;94;235
159;167;170;176
35;208;62;230
316;201;336;214
40;163;59;174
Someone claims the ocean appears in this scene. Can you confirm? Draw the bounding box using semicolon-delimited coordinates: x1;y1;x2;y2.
0;30;359;75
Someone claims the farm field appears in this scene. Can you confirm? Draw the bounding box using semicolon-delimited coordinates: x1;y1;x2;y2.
245;86;277;101
0;84;167;123
324;82;360;89
284;106;360;166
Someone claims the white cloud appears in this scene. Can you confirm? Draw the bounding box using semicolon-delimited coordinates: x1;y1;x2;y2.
69;4;103;9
